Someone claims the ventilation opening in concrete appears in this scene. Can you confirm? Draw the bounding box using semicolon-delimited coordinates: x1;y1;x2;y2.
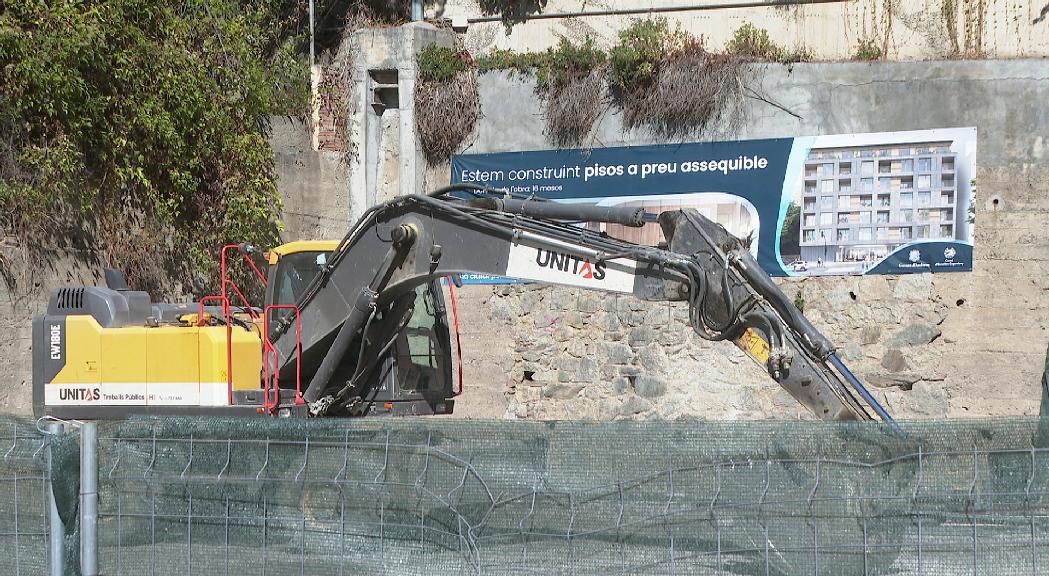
370;69;399;114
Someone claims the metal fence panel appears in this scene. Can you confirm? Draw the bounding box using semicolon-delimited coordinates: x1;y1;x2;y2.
0;417;58;576
78;417;1049;576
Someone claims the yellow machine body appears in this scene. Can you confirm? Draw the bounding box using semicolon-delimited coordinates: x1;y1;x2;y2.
43;315;261;408
34;240;346;416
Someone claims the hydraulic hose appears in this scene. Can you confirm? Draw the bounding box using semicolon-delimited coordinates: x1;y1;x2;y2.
467;198;647;227
829;354;900;432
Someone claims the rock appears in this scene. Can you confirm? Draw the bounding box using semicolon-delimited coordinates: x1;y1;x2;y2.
556;357;598;382
825;288;854;310
602;342;634;364
577;294;602;313
562;311;584;328
517;386;542;403
860;325;881;345
635;375;667;398
518;291;540;312
887;323;941;347
628;327;656;347
619;365;642;377
553;326;574;342
881;348;909;372
618;308;645;326
865;372;921;390
838;346;864;362
617;395;652;416
893;274;933;302
595;313;619;331
502;402;528;419
644;307;672;326
612;377;632;394
638;344;669;373
489;297;515;324
545;290;567;311
543;383;584;399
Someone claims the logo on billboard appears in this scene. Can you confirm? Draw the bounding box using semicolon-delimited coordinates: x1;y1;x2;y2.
944;246;956;260
908;249;922;263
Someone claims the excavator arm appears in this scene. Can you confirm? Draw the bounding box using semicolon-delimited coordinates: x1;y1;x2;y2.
268;184;893;423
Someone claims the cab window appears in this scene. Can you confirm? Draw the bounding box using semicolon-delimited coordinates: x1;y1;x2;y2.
270;251;327;322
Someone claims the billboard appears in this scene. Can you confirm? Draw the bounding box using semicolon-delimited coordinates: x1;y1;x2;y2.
450;127;976;281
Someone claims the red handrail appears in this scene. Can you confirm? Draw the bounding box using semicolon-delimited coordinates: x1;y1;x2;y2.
446;277;464;397
262;305;302;412
219;245;265;321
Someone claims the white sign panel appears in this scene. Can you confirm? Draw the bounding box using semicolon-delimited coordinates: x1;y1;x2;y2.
505;241;636;293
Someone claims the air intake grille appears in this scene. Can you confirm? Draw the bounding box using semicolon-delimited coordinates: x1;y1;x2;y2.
56;288;84;310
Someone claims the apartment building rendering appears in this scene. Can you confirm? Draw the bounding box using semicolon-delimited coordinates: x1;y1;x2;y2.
798;142;963;263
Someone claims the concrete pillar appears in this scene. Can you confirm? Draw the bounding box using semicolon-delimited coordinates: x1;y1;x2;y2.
345;22;454;222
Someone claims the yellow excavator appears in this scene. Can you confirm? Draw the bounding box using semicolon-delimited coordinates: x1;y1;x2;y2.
33;184;896;425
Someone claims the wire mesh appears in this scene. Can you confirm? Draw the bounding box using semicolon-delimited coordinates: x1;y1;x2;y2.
0;416;57;576
83;417;1049;576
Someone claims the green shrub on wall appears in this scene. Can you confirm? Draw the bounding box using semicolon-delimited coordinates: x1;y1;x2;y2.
852;39;884;61
611;18;750;139
0;0;308;295
419;18;812;157
727;22;813;64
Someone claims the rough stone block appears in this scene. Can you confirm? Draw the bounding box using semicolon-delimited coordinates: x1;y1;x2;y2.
635;375;667;398
638;344;669;372
628;327;656;347
860;325;881;345
865;372;921;390
543;383;584;399
577;293;602;313
596;313;619;331
488;297;515;324
887;323;941;347
602;342;634;364
893;274;933;302
617;395;652;416
881;348;909;372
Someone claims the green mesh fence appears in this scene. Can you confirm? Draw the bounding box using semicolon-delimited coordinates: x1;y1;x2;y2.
0;416;56;576
34;416;1040;576
3;415;1049;575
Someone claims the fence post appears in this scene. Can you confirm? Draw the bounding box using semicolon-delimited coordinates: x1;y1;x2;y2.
45;422;64;576
80;422;98;576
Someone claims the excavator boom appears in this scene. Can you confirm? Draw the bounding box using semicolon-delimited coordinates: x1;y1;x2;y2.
269;185;891;423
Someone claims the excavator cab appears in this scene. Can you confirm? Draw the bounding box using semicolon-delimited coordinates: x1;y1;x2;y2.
263;242;455;416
